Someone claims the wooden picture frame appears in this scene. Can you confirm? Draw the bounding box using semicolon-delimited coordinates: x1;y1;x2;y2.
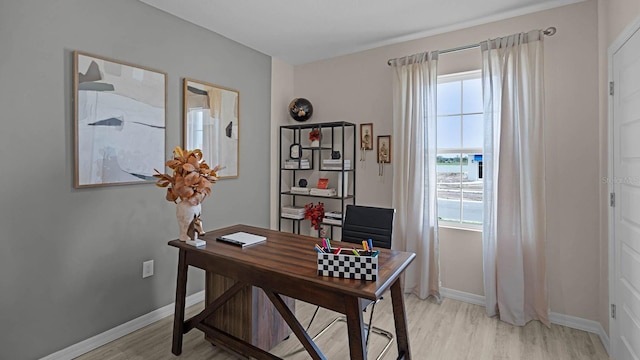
377;135;391;163
73;51;167;188
183;78;240;179
360;123;373;150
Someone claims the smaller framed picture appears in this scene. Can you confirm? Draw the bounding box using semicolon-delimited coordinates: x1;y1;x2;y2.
360;123;373;150
184;78;239;179
377;135;391;163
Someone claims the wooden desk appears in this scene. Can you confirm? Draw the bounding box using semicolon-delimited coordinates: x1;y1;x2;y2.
169;224;416;360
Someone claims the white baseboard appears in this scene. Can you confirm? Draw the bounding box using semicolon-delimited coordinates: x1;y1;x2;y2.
598;323;611;356
440;287;486;306
440;287;611;356
40;291;205;360
548;312;610;355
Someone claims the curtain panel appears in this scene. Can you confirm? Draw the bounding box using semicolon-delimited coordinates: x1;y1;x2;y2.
481;30;549;326
391;52;440;300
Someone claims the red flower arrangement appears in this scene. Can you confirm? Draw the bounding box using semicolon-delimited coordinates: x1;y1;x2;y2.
309;128;321;142
304;202;325;230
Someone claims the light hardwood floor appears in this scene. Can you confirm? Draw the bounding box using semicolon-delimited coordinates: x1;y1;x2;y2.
76;294;609;360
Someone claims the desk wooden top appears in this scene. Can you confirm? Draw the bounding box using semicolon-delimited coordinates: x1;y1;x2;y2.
168;224;415;303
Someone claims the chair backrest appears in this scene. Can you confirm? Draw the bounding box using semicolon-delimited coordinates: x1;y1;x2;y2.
341;205;394;249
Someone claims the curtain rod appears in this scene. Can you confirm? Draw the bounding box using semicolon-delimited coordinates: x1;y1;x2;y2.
386;27;557;66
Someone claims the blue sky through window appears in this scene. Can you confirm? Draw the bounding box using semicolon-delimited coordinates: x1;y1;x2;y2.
437;77;483;148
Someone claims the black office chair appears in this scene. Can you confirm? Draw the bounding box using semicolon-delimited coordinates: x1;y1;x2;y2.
309;205;395;360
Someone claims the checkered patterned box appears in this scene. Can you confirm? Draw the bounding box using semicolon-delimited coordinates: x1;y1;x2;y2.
317;253;378;281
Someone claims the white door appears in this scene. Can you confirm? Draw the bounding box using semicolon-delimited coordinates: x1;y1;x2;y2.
612;21;640;360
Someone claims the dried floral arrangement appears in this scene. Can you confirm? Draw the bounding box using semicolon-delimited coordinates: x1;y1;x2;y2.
309;128;321;142
154;146;220;206
305;202;325;230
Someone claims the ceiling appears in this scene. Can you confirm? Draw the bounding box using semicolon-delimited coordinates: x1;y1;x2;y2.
139;0;583;65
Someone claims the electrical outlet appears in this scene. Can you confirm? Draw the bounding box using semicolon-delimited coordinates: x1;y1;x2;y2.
142;260;154;278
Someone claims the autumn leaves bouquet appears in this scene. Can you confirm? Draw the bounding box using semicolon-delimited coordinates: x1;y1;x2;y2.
304;202;325;230
154;146;220;206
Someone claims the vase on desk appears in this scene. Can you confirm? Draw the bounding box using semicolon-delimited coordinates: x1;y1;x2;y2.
176;201;202;241
310;225;326;238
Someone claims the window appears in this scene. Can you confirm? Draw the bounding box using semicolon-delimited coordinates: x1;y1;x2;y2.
436;70;483;227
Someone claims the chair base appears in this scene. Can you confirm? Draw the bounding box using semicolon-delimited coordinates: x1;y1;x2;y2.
312;316;394;360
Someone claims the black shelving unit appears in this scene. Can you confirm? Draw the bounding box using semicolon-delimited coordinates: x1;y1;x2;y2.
278;121;356;237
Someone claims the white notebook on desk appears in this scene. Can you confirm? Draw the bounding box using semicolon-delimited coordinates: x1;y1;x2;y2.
217;232;266;247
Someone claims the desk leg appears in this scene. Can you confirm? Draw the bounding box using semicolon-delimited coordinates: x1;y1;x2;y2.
264;291;325;360
172;249;188;355
390;278;411;359
345;296;366;360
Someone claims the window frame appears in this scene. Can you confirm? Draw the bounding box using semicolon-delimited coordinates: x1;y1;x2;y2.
436;70;483;231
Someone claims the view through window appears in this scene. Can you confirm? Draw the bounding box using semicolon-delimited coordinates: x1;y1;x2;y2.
436;70;483;226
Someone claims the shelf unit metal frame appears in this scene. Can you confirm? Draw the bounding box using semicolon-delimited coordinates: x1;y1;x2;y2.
278;121;356;236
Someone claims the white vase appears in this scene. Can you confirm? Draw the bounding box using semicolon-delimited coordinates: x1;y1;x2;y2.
176;201;202;241
310;140;320;147
310;225;326;238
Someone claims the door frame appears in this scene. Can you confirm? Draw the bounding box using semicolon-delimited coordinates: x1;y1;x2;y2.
608;14;640;360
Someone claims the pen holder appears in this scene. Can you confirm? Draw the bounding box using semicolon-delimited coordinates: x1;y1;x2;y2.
317;251;378;281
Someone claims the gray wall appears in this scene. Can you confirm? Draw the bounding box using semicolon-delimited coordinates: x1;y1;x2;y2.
0;1;271;358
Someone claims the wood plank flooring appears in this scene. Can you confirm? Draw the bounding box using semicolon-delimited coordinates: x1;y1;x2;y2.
76;294;609;360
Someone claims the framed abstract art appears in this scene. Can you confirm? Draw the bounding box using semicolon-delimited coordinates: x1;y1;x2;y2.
183;78;239;179
73;51;167;188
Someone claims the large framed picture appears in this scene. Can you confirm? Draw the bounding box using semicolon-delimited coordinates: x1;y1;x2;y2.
183;78;239;179
73;51;167;188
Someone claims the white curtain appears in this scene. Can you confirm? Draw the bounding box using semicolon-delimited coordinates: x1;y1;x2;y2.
391;52;440;300
481;30;548;326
